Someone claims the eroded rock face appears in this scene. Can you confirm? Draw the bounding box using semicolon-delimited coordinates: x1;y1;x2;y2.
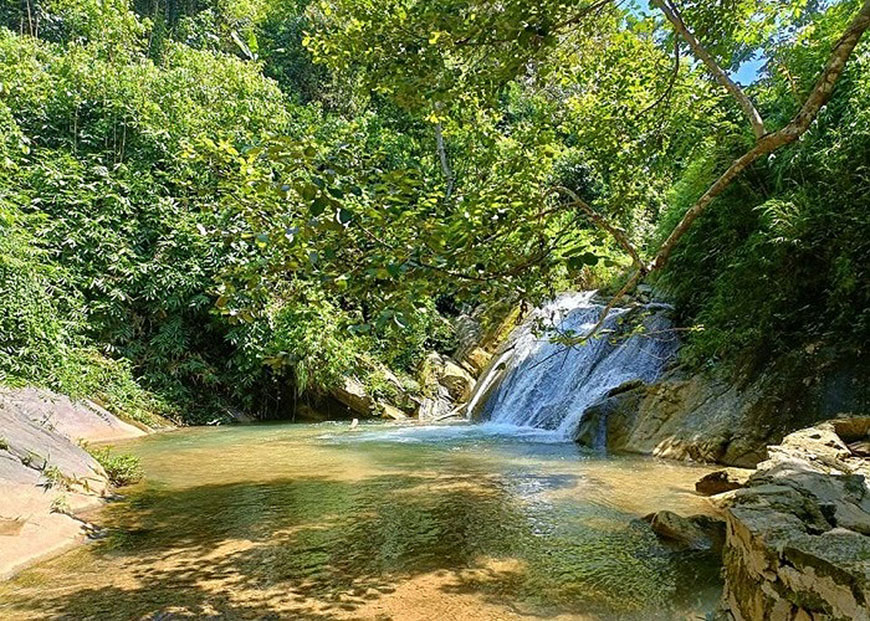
577;348;868;467
715;418;870;621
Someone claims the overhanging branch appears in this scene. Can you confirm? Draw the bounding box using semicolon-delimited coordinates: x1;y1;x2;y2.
652;0;767;140
571;0;870;344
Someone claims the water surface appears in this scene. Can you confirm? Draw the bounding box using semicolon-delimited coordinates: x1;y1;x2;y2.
0;422;722;620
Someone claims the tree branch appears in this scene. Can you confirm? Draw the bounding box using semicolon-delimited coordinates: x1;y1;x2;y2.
652;0;767;139
576;0;870;343
434;122;455;200
651;0;870;272
553;186;645;272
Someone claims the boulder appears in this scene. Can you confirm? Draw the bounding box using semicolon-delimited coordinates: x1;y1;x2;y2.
695;468;753;496
379;403;409;421
420;352;475;404
330;377;374;416
463;347;492;376
417;383;455;422
439;359;475;402
714;418;870;620
643;510;725;552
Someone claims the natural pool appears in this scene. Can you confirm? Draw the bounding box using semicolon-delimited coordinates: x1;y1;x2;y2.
0;422;722;620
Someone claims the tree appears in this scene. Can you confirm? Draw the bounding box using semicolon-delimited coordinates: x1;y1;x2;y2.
297;0;870;341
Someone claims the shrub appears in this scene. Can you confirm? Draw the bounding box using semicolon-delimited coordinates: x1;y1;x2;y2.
86;446;143;487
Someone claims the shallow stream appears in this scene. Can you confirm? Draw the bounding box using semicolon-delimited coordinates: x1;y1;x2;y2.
0;422;722;620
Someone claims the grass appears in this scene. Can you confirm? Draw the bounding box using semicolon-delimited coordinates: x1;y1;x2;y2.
49;495;72;516
85;445;144;487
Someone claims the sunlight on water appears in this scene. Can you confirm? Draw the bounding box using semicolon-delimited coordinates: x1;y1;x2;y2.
0;422;722;620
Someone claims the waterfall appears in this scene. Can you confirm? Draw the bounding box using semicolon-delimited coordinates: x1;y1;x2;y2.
470;291;678;441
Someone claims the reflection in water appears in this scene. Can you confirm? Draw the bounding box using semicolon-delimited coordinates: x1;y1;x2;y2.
0;422;722;620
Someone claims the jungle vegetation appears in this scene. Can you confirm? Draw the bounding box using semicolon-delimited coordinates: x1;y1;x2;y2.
1;0;868;423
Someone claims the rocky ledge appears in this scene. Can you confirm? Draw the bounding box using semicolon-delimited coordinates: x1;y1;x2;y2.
0;387;152;579
713;418;870;620
577;347;867;467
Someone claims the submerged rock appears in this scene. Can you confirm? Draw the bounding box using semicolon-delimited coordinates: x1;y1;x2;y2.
643;510;725;552
715;418;870;620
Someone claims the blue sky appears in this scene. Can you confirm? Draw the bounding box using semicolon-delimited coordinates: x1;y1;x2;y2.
733;56;765;85
630;0;764;84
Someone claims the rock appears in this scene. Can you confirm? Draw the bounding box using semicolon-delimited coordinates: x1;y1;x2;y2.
420;351;475;406
576;382;645;451
439;358;475;402
0;387;148;579
0;387;147;443
573;347;868;468
643;510;725;551
850;441;870;457
0;517;25;537
463;347;492;376
696;468;753;496
714;419;870;620
330;377;374;416
417;383;455;422
379;403;408;421
453;314;483;361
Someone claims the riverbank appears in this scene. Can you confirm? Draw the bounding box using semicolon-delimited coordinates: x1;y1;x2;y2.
0;387;156;579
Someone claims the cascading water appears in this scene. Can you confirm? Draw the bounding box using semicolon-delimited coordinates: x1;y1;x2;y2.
470;291;679;441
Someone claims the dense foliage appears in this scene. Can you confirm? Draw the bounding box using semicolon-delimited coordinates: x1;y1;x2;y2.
0;0;867;422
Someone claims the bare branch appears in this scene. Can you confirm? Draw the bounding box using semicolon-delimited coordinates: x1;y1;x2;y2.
652;0;767;139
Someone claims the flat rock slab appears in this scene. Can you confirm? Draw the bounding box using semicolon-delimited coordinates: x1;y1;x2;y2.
0;387;145;444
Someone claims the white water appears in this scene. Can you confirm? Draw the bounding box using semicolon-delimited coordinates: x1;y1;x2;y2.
471;291;678;441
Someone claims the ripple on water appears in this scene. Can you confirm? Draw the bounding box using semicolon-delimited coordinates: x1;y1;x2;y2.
0;422;722;620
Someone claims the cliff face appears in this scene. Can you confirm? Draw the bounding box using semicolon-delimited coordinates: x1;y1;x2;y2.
577;347;868;467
